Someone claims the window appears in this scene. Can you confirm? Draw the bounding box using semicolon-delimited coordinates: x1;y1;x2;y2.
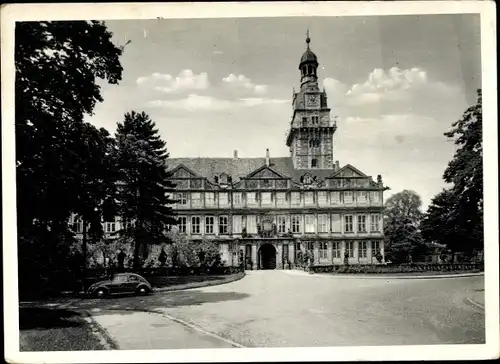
277;215;287;233
302;117;307;126
233;192;242;206
292;215;301;233
219;216;228;234
261;179;272;189
205;192;215;206
359;241;367;258
332;242;341;258
191;193;202;207
344;215;353;233
331;214;341;233
291;192;301;206
191;216;201;234
247;192;257;206
219;192;229;207
319;242;328;259
346;241;354;258
261;192;272;206
307;241;314;251
309;139;320;148
276;192;287;206
247;215;257;234
304;192;315;205
311;159;318;168
357;215;367;232
344;191;353;204
317;191;327;206
318;214;328;233
371;215;380;232
176;192;188;205
104;221;116;233
330;191;340;205
372;241;381;253
71;217;83;233
178;216;187;233
232;215;242;234
305;214;315;233
370;191;381;203
312;116;319;124
205;216;214;234
357;191;368;203
294;243;301;259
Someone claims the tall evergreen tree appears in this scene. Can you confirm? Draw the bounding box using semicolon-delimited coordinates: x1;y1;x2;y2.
114;111;177;268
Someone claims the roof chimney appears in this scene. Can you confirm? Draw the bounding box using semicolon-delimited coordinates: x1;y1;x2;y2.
335;160;340;170
233;150;238;160
265;148;270;166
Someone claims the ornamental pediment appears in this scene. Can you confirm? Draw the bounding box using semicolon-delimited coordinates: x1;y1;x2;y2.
246;165;287;179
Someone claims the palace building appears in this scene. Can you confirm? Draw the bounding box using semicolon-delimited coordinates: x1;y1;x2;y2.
165;35;387;270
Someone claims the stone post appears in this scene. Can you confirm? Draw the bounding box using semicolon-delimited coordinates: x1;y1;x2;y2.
251;244;257;270
289;243;295;266
276;243;283;269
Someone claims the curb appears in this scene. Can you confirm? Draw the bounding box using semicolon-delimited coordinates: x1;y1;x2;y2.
82;311;119;350
95;307;246;349
464;297;485;312
286;270;484;280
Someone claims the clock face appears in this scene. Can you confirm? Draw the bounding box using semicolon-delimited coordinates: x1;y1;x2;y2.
307;94;318;106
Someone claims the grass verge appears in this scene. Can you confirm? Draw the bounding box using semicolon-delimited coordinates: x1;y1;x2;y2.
149;272;245;292
19;307;108;351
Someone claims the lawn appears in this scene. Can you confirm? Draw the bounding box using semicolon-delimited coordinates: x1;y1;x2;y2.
19;307;109;351
148;272;245;291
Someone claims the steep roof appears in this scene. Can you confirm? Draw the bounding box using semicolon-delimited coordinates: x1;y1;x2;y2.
166;157;336;183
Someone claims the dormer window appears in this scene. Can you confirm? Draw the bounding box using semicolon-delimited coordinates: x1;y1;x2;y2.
214;176;219;184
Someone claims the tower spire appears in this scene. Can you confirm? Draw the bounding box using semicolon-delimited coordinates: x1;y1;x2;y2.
306;28;310;49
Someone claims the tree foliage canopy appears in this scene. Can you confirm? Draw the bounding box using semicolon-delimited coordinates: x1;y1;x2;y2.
15;21;125;296
384;190;427;263
422;89;483;256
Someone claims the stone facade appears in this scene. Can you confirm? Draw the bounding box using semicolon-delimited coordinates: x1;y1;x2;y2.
165;36;387;270
70;35;387;270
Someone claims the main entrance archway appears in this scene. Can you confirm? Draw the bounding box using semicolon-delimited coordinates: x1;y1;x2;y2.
258;243;277;270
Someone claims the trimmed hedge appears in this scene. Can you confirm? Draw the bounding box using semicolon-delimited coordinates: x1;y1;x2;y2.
309;263;484;274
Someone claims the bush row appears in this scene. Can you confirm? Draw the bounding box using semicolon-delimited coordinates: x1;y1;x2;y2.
309;263;484;274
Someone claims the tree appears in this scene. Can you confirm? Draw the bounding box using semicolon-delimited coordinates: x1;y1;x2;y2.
420;189;464;261
442;89;483;255
15;21;125;296
114;111;178;268
384;190;428;263
421;89;483;259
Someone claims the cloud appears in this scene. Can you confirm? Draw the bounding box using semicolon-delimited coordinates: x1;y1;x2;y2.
137;69;210;93
147;94;289;111
323;67;464;120
222;73;268;95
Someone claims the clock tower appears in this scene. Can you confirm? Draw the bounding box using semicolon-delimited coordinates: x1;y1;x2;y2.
286;32;337;169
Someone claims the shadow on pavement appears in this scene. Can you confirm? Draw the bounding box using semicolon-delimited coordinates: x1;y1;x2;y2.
69;290;251;314
19;307;84;330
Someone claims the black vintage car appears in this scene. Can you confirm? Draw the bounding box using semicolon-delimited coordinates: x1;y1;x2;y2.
87;273;153;298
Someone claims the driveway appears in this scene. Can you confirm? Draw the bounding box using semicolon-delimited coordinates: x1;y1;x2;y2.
49;270;485;349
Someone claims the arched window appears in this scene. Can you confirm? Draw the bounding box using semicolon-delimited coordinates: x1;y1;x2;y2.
311;159;318;168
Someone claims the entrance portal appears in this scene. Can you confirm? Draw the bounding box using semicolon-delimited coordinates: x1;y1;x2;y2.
259;243;277;270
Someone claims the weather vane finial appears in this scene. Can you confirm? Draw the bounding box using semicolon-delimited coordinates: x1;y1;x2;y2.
306;28;311;48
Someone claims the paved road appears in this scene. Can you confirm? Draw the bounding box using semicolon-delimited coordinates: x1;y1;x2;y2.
57;270;485;349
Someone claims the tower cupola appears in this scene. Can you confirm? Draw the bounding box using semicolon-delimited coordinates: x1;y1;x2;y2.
299;30;319;87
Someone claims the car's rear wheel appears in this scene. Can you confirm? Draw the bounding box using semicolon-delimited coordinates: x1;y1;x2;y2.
94;288;108;298
136;286;150;296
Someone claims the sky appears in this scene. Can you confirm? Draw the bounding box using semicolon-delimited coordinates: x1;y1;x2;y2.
86;14;482;210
